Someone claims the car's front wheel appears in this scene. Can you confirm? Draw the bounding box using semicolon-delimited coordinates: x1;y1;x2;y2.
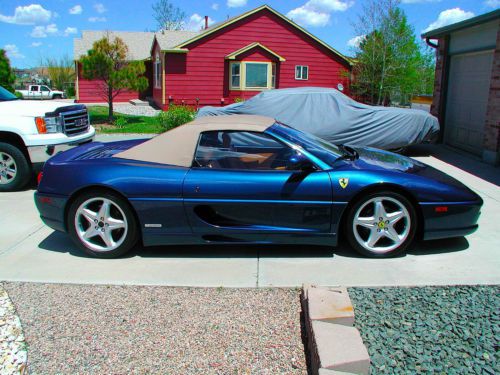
0;142;31;192
346;191;417;257
67;191;139;258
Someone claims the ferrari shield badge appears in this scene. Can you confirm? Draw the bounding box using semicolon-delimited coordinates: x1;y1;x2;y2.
339;177;349;189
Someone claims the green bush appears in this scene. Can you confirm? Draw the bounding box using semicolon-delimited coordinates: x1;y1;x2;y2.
157;105;195;131
114;117;127;128
234;97;245;103
14;91;23;98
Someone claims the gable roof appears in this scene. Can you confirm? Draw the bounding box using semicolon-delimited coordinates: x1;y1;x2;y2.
226;42;286;61
154;30;201;52
74;31;155;61
422;9;500;38
114;115;275;167
174;5;352;66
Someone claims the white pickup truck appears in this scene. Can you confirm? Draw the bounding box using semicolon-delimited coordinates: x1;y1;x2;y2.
0;85;95;191
17;84;65;100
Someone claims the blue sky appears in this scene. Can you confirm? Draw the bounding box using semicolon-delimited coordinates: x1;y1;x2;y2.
1;0;498;68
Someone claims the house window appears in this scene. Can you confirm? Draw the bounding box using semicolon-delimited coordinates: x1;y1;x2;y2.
295;65;309;80
231;62;240;89
154;52;161;88
230;61;276;90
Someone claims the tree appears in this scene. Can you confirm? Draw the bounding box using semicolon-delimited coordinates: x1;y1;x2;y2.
0;49;16;93
152;0;187;31
80;35;148;122
350;0;435;105
43;55;75;92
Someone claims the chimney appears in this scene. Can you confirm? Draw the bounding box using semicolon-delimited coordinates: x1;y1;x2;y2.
204;15;209;29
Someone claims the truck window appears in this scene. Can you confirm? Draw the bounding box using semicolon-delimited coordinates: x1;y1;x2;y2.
41;86;50;92
30;86;39;92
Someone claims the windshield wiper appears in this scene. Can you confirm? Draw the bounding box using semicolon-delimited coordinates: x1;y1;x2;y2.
337;144;359;161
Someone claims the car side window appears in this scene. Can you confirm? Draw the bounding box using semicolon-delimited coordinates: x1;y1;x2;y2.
41;86;50;92
193;131;297;171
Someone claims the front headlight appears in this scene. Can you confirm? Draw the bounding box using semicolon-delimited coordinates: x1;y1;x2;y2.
44;116;62;133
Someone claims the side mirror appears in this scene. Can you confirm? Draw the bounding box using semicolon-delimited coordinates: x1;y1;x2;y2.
289;152;316;172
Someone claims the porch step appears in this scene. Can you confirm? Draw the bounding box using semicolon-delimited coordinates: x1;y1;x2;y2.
129;99;150;106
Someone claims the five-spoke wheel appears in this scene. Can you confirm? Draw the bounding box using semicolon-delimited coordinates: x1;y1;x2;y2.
346;192;417;257
68;191;138;258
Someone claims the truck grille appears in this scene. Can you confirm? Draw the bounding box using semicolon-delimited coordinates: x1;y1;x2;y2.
61;109;89;136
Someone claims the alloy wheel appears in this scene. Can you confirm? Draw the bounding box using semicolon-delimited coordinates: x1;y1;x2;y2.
0;152;17;185
352;196;411;254
75;197;128;252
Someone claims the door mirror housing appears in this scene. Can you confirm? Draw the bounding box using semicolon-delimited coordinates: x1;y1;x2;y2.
288;152;316;172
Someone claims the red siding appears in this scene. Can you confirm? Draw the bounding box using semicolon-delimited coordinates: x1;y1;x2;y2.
76;63;142;103
164;9;350;107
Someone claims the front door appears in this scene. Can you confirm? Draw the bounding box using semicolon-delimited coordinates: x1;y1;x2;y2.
182;130;333;240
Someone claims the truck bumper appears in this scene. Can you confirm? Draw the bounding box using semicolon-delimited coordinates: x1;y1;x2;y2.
28;132;95;163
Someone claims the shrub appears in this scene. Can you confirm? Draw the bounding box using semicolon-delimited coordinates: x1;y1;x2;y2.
14;91;23;98
114;117;127;128
234;97;245;103
157;105;195;131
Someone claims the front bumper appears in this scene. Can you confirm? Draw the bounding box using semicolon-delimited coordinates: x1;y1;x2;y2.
421;199;483;240
34;192;68;232
27;131;95;163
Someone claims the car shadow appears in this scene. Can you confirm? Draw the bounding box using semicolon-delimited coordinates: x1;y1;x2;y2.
38;231;469;260
38;231;335;259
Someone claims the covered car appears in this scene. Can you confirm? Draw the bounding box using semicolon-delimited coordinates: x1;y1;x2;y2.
197;87;439;150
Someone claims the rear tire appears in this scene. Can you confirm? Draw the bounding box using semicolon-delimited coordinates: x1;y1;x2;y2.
0;142;31;192
345;191;417;258
67;190;139;258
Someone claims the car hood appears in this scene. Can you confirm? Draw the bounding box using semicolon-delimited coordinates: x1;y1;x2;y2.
0;99;75;117
351;147;474;192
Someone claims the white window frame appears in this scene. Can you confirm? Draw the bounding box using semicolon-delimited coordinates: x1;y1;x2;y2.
230;61;276;91
295;65;309;80
154;52;161;89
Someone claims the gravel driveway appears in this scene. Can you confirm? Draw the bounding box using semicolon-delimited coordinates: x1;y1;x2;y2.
4;283;307;374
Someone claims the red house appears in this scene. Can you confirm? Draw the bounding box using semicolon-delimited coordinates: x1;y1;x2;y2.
74;5;352;109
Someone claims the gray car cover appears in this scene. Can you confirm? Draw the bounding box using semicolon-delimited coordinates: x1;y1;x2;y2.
196;87;440;150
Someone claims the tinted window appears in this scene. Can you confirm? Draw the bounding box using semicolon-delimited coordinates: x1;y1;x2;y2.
194;131;297;170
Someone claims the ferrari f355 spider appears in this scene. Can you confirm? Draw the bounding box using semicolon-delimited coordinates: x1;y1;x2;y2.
35;115;482;258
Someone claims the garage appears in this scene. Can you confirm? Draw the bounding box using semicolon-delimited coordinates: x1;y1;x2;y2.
422;9;500;165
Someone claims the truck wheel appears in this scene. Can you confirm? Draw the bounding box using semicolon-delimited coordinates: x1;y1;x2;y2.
0;142;31;192
53;94;62;99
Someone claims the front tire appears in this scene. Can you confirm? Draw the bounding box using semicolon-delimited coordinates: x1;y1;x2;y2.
0;142;31;192
67;191;139;258
345;191;417;258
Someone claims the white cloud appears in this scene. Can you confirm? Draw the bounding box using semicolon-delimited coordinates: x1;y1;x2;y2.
64;27;78;36
31;42;42;47
94;3;107;13
69;5;83;15
347;34;365;48
4;44;24;59
287;0;353;27
186;13;215;31
484;0;500;7
227;0;247;8
30;23;59;38
401;0;441;3
423;8;475;32
0;4;52;25
211;3;220;10
88;16;106;22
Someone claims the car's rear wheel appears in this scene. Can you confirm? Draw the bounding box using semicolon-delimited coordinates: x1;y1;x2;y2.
0;142;31;192
67;191;139;258
346;191;417;257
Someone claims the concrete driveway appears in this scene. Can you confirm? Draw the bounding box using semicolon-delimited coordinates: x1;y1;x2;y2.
0;137;498;287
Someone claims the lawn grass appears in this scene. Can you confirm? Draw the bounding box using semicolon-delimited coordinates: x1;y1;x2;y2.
88;106;164;134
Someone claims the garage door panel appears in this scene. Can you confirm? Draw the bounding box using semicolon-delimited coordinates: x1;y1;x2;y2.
445;51;494;155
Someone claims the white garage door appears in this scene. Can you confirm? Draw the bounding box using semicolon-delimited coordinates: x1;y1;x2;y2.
444;50;494;155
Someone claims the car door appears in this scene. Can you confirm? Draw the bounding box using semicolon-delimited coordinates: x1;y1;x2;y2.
40;86;50;99
182;130;333;241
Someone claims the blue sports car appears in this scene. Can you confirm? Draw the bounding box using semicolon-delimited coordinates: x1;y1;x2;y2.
35;115;482;259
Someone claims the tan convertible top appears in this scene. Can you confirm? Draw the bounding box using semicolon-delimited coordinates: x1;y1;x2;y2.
114;114;275;167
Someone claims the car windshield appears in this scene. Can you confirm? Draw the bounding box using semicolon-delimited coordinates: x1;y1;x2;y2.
269;122;342;167
0;86;18;101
